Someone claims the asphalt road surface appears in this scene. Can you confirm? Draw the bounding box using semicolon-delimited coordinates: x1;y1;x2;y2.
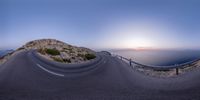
0;50;200;100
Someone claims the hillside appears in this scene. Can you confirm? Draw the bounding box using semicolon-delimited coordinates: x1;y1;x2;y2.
0;39;96;64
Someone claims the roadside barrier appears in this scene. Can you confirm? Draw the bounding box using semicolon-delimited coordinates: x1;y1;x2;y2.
113;54;200;75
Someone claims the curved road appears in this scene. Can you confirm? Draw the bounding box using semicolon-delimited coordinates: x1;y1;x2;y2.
0;50;200;100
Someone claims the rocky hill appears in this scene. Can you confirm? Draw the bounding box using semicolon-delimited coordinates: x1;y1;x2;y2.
0;39;96;64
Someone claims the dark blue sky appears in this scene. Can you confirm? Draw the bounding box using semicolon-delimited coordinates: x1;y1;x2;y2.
1;0;200;50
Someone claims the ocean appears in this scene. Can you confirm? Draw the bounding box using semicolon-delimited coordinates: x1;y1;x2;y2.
0;51;5;57
0;50;14;58
110;50;200;66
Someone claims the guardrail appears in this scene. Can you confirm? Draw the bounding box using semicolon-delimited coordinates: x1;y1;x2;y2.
113;54;200;75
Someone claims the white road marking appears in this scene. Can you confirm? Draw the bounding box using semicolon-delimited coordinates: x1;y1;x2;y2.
36;64;65;77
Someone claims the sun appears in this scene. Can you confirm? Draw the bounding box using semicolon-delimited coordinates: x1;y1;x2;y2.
133;38;151;47
122;37;154;49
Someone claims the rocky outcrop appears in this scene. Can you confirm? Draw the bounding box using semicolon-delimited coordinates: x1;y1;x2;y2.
23;39;96;63
0;39;96;64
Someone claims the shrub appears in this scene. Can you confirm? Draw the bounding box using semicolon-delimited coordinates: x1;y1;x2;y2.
84;54;96;60
52;57;63;62
17;47;25;51
38;49;46;55
45;49;60;55
63;59;71;63
77;53;84;57
69;49;75;53
63;48;75;53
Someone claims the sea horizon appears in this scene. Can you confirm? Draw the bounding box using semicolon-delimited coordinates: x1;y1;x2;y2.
110;49;200;66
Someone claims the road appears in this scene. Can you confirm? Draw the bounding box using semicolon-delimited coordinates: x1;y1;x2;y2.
0;50;200;100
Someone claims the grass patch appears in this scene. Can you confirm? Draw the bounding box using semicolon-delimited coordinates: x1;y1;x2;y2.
52;57;64;62
84;54;96;60
45;48;60;55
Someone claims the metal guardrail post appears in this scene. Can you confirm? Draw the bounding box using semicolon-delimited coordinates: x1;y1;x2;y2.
175;64;179;75
114;55;199;72
176;68;179;75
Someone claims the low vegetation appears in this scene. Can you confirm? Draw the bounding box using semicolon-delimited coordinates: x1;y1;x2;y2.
17;47;25;51
45;49;60;55
52;57;63;62
38;49;46;55
24;39;96;63
38;48;60;56
38;48;96;63
63;59;71;63
77;53;96;60
84;54;96;60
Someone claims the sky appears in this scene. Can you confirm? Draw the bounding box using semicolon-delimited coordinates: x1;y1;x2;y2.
1;0;200;50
